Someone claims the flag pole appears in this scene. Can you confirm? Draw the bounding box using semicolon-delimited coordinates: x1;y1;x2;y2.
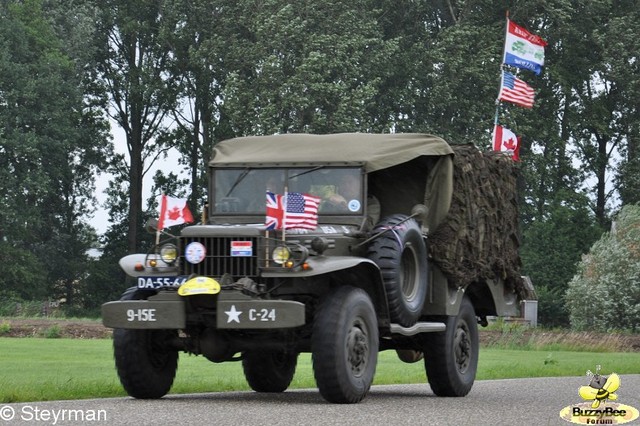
264;189;271;266
282;186;288;243
494;10;510;133
156;193;164;247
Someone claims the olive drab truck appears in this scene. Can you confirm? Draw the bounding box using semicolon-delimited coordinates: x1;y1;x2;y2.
102;133;530;403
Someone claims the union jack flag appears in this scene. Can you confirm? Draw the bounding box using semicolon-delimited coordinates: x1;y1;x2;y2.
265;191;320;230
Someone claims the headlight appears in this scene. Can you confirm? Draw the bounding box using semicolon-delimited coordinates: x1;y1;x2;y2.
272;246;291;265
160;244;178;264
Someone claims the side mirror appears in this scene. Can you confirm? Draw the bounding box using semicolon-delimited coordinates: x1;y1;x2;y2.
145;218;159;234
411;204;429;219
411;204;429;234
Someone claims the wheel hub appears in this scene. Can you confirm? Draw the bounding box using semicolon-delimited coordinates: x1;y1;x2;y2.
347;325;368;376
454;323;471;373
400;246;419;302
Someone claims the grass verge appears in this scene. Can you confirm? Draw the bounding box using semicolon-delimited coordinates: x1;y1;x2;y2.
1;338;639;403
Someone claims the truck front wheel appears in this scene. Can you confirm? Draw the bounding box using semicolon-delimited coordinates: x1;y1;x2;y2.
113;328;178;399
242;349;298;393
312;286;379;403
113;289;178;399
422;296;478;396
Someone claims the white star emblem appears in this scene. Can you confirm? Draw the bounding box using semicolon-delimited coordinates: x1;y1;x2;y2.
225;305;242;323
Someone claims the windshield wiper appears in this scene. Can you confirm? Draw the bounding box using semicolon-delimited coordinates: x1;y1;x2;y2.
226;168;251;197
288;166;324;180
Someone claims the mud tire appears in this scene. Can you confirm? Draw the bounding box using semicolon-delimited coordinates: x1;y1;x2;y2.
312;286;379;403
367;214;428;326
113;289;178;399
242;350;298;393
423;297;479;396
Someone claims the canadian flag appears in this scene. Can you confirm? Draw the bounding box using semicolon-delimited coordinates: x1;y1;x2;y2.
493;124;521;161
157;195;194;230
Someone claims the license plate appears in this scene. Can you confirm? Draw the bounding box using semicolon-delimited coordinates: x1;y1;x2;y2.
137;276;188;289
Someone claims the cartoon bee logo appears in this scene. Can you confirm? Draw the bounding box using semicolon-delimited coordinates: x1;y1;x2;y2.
579;366;620;408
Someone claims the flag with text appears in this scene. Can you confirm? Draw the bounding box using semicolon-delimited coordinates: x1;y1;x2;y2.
503;19;547;75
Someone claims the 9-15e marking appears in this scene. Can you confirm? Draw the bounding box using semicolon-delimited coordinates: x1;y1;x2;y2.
127;308;156;322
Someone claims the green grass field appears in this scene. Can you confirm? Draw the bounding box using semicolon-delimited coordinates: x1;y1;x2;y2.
1;338;638;403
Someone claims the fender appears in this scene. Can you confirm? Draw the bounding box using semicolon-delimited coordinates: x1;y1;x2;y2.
263;256;391;326
262;256;378;278
119;254;179;278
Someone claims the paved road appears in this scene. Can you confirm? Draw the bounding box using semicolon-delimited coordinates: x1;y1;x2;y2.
2;375;639;426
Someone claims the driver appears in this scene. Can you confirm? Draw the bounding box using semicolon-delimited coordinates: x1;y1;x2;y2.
326;174;360;209
325;173;380;227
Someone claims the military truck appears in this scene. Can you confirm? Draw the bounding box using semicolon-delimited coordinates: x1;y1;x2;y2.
102;133;527;404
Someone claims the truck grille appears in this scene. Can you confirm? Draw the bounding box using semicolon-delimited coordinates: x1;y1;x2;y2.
180;236;261;281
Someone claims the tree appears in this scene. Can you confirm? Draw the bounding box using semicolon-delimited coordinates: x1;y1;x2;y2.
520;200;602;327
566;204;640;332
157;0;230;212
602;4;640;206
220;0;398;135
541;0;634;226
0;0;109;306
408;3;505;142
94;0;180;254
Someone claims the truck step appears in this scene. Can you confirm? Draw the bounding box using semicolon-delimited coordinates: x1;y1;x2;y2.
389;322;446;336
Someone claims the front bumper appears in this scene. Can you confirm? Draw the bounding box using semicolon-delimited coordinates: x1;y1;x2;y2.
101;291;305;330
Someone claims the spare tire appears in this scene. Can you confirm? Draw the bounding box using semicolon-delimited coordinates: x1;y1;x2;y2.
367;214;428;326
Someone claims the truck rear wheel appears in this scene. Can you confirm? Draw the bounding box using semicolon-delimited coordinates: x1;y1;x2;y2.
312;286;378;403
113;289;178;399
367;214;428;327
242;350;298;393
423;296;478;396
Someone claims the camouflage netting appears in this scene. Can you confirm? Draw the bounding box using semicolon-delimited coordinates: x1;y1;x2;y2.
428;144;527;300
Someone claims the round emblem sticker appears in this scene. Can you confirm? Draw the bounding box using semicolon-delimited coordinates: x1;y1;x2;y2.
185;242;206;264
347;199;361;212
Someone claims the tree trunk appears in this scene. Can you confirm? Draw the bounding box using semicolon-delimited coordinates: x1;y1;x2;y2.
127;136;143;253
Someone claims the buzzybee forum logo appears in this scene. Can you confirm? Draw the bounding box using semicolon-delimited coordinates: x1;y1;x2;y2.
560;365;639;424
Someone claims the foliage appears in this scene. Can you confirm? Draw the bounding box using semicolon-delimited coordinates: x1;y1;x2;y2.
0;322;10;335
0;0;109;307
2;0;640;320
535;285;569;328
221;0;399;135
94;0;180;253
42;325;62;339
521;201;602;326
566;204;640;332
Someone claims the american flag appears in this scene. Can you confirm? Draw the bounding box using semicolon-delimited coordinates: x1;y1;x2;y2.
265;191;320;230
498;71;535;108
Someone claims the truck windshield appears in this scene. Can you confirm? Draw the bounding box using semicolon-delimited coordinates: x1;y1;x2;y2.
212;167;363;215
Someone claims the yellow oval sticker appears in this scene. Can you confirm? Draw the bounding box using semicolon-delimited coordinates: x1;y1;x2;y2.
178;276;221;296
